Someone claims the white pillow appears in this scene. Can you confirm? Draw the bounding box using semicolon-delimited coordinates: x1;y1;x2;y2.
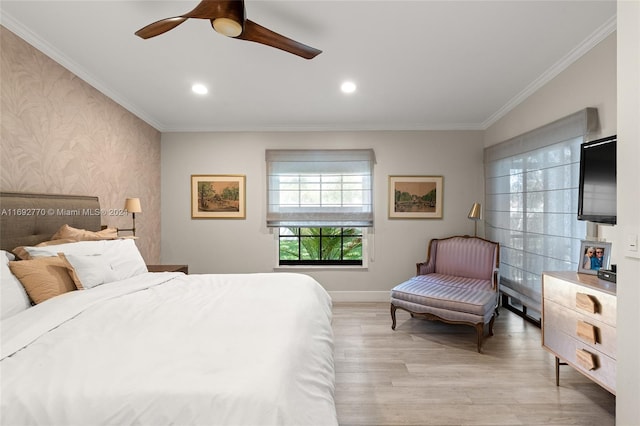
25;239;147;282
25;240;108;258
59;253;118;290
1;250;32;319
102;239;148;281
3;250;15;262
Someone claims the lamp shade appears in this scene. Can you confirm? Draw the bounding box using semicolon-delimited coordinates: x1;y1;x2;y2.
467;202;481;220
124;198;142;213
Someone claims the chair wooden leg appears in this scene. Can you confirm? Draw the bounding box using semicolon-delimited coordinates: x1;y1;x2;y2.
475;323;484;353
488;314;496;337
390;304;397;330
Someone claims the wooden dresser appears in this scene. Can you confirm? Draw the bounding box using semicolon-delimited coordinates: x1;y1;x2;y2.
541;271;616;395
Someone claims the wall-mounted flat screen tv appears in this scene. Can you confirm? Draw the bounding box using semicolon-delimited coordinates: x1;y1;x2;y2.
578;135;616;225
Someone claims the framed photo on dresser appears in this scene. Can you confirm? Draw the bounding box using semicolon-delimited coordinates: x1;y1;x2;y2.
578;240;611;275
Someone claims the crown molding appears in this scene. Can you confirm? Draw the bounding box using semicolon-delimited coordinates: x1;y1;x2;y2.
0;14;162;131
482;15;617;130
2;11;616;134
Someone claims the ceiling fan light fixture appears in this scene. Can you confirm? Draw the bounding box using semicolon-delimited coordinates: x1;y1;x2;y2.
135;0;321;59
213;17;243;37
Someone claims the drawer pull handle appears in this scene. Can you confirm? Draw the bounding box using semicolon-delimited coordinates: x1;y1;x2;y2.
576;320;598;344
576;292;599;314
576;348;599;371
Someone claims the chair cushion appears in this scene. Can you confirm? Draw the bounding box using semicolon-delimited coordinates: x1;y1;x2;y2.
391;275;496;316
410;273;493;291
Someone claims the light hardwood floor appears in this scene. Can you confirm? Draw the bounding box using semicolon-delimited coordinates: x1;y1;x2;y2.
332;303;615;426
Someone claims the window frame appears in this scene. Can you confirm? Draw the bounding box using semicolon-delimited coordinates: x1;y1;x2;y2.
274;228;369;270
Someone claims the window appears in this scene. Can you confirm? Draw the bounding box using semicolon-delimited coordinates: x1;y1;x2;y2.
484;109;598;321
266;149;375;266
279;227;363;266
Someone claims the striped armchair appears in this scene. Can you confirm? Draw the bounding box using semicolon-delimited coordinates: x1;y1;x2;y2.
390;235;500;352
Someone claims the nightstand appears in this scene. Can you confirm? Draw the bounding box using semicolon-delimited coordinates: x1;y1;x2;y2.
147;264;189;274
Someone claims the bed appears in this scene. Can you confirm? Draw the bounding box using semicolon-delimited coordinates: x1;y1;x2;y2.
0;192;337;426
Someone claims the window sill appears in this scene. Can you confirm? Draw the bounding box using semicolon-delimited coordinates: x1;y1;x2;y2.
273;265;368;272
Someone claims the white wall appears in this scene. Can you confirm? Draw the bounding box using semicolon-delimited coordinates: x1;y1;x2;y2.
484;33;617;145
161;130;484;298
615;1;640;423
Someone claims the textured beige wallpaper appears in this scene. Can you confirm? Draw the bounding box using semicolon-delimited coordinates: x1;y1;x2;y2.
0;26;161;263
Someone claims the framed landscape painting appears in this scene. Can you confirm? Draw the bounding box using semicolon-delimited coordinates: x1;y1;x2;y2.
191;174;246;219
389;175;443;219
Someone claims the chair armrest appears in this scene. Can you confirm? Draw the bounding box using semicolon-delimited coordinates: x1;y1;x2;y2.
492;269;499;291
416;260;435;275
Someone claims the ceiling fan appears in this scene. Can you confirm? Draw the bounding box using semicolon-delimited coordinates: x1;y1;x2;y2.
135;0;322;60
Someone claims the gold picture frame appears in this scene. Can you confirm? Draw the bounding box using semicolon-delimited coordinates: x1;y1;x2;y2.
389;175;443;219
191;174;246;219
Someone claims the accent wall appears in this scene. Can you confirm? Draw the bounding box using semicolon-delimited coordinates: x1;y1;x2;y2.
0;26;161;262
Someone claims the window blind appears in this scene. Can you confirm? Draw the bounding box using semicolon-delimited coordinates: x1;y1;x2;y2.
266;149;376;227
484;109;598;314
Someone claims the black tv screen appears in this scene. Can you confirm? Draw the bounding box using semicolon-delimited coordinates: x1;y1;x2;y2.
578;135;617;225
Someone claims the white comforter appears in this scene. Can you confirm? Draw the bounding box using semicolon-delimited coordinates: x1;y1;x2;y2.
1;272;337;426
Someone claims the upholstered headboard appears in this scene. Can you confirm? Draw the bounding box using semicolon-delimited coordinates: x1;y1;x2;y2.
0;192;101;252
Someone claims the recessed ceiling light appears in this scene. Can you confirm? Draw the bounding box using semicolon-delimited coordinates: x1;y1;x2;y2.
192;83;208;95
341;81;357;94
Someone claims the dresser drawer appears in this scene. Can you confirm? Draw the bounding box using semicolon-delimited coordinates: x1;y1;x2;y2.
543;299;616;358
543;325;616;394
543;274;616;326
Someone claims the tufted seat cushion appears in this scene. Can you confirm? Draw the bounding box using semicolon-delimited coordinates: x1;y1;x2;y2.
391;275;496;317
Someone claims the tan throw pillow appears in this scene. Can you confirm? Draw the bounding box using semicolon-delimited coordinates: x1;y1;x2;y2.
52;224;118;241
8;257;77;304
12;239;77;260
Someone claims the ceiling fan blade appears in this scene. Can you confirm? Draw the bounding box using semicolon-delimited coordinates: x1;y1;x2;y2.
236;19;321;59
134;1;323;59
184;0;244;20
135;17;188;39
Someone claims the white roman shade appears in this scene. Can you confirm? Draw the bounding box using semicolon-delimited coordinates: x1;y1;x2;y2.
266;149;376;227
484;108;598;314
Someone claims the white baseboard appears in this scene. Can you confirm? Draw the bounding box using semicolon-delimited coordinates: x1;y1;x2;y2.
328;291;390;303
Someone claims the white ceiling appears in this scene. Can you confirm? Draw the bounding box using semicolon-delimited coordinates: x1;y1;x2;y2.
1;1;616;132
